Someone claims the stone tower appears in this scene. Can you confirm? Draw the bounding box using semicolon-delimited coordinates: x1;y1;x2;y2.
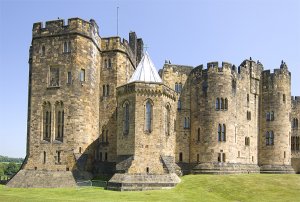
259;61;294;173
107;52;180;191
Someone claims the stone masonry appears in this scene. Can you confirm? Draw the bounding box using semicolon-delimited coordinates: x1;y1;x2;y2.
7;17;300;189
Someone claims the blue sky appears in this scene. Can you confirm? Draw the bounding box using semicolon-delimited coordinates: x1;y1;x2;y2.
0;0;299;158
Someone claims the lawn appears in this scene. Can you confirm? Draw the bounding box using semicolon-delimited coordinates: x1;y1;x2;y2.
0;174;300;202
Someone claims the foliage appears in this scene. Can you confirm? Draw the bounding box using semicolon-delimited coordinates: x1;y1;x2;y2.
0;162;21;179
0;174;300;202
0;155;24;163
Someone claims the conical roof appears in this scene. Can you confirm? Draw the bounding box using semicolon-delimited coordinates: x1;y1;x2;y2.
128;52;162;83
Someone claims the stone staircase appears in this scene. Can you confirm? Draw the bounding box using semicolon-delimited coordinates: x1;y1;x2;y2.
161;156;182;176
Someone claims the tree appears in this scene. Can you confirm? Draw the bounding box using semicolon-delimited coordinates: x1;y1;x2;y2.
4;162;19;176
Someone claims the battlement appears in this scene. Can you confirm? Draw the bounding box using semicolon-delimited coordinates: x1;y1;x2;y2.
162;63;193;75
32;18;101;47
292;96;300;106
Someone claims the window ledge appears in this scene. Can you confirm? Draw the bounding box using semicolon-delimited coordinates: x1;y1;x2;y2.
53;140;63;144
47;86;60;89
41;139;51;144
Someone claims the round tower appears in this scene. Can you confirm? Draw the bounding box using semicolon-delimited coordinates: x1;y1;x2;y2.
190;62;239;173
259;61;294;173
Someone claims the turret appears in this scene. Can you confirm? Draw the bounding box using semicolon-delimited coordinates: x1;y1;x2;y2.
259;61;294;173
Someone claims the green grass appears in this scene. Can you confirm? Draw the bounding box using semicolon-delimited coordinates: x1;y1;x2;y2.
1;174;300;202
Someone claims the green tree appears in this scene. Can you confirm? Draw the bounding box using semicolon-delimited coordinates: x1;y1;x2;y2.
4;162;19;176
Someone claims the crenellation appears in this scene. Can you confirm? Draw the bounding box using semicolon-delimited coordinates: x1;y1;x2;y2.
8;17;300;189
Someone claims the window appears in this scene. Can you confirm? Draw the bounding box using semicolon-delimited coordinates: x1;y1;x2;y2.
283;94;286;103
292;136;295;150
49;67;59;87
266;111;274;121
56;151;61;164
218;124;222;142
106;85;110;96
41;45;45;56
293;118;299;129
220;98;224;110
266;131;274;146
197;128;200;142
101;130;104;142
218;153;226;162
67;72;72;84
43;102;51;141
221;124;226;141
43;151;46;164
247;94;250;103
79;147;82;154
63;41;71;53
224;98;228;110
175;83;178;92
105;130;108;143
165;105;171;135
247;111;251;120
55;101;64;141
216;98;220;110
104;59;108;68
80;69;85;82
197;154;200;162
184;117;190;129
99;152;102;161
297;137;300;150
232;79;236;92
105;152;108;161
178;83;182;93
146;167;149;173
145;100;153;132
123;102;130;135
177;100;181;110
179;152;183;162
202;81;208;97
108;59;112;68
245;137;250;146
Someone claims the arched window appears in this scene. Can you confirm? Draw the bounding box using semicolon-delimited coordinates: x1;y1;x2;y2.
55;101;64;141
197;128;200;142
216;98;220;110
293;118;299;129
220;98;224;110
266;112;271;121
175;82;178;92
145;100;153;132
178;83;182;93
177;100;181;110
222;124;226;141
63;41;71;53
123;102;130;135
43;102;51;141
165;105;171;135
225;98;228;110
218;124;222;141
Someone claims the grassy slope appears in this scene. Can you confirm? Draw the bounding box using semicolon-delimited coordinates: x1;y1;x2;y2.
1;174;300;202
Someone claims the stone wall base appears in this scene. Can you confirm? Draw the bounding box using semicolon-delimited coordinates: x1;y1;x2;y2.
6;170;77;188
107;173;181;191
191;163;260;174
291;158;300;173
260;164;295;174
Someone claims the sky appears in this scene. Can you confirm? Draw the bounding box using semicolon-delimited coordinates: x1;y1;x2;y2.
0;0;299;158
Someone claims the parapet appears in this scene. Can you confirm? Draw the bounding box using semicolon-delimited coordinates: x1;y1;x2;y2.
32;18;101;47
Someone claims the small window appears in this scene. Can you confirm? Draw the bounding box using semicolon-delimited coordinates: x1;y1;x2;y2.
49;67;59;87
216;98;220;110
123;102;130;135
99;152;103;161
145;100;153;132
221;124;226;141
224;98;228;110
108;59;112;68
218;124;222;142
247;94;250;103
146;167;149;173
175;83;178;92
245;137;250;146
43;151;46;164
105;152;108;161
104;59;108;68
57;151;61;164
179;152;183;162
177;100;181;110
266;131;274;146
197;128;200;142
220;98;224;110
80;69;85;82
63;41;71;53
178;83;182;93
67;72;72;84
41;45;45;56
105;130;108;143
106;85;110;96
197;154;200;162
247;111;251;120
283;94;286;103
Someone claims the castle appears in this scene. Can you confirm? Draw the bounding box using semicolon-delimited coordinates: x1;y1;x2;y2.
7;18;300;190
